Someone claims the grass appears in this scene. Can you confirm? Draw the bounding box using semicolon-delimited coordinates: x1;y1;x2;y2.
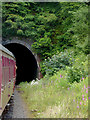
19;70;88;118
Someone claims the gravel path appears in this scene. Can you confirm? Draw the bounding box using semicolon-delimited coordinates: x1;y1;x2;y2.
2;88;30;118
12;89;28;118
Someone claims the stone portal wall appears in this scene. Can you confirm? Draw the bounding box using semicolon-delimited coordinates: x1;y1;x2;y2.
1;38;43;79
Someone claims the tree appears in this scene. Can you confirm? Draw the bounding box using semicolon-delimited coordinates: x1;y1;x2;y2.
68;5;88;54
2;2;88;60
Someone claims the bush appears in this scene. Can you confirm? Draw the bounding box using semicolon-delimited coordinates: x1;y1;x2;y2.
40;49;74;76
66;66;83;83
17;29;24;36
66;53;88;83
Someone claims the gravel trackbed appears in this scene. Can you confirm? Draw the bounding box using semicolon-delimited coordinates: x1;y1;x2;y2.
2;88;30;118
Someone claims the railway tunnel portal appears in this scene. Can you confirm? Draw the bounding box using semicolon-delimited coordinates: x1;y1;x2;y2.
2;39;41;85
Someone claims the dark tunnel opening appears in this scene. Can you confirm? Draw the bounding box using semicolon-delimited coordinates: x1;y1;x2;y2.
4;43;38;85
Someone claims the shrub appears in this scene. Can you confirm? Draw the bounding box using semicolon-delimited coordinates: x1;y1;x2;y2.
40;49;74;76
66;53;88;83
17;29;24;36
66;66;83;83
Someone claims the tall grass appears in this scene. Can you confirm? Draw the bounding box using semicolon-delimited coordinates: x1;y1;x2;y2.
19;71;88;118
19;52;88;118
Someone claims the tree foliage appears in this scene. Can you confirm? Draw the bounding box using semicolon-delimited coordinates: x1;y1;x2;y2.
68;6;88;54
2;2;88;60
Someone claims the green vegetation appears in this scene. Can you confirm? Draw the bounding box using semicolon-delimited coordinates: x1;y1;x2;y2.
41;49;88;83
19;73;88;118
19;51;88;118
2;2;89;60
2;2;89;118
40;48;74;76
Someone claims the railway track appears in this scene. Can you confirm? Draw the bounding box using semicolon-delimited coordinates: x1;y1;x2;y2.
1;88;30;119
1;96;14;119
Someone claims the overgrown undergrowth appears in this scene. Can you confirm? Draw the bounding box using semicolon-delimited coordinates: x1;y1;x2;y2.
19;51;88;118
19;71;88;118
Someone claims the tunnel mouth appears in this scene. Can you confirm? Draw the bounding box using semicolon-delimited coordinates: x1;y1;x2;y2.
4;43;38;85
